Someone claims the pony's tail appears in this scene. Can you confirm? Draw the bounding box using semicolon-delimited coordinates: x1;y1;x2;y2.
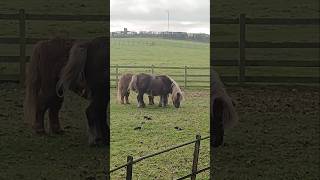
117;80;122;103
221;96;238;129
24;43;41;125
128;75;137;92
56;42;88;96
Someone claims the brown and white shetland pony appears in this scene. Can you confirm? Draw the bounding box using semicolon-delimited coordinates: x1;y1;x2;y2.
211;69;238;147
128;73;183;108
24;37;109;146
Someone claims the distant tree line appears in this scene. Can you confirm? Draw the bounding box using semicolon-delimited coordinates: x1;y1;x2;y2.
111;28;209;43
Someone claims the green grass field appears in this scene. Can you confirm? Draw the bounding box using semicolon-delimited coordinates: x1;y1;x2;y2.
0;84;108;179
111;38;210;87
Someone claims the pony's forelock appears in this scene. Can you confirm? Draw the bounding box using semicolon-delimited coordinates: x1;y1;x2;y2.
167;75;183;102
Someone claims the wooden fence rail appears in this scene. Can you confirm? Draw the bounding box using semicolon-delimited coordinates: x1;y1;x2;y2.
0;9;108;86
109;135;210;180
111;64;210;88
211;14;319;85
0;10;319;86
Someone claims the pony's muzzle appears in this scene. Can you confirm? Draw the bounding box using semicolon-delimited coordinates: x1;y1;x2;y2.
56;81;64;98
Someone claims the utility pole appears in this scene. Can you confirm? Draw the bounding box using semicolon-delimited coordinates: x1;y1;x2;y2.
167;10;169;32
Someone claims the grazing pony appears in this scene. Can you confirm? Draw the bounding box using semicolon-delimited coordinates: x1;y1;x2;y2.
24;37;109;146
129;73;183;108
117;73;133;104
211;69;238;147
24;38;74;134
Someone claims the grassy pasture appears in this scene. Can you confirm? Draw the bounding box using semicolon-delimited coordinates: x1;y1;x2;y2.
110;38;210;87
0;83;108;179
110;88;210;179
213;85;319;179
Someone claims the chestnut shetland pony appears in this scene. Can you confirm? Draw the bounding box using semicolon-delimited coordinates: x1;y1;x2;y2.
211;69;238;147
24;37;109;146
117;73;133;104
128;73;183;108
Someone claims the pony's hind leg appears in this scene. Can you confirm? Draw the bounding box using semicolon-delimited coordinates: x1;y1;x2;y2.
125;93;130;104
148;95;154;105
33;95;48;134
48;96;64;134
137;93;145;108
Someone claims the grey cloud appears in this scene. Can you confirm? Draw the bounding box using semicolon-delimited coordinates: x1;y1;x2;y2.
111;0;209;33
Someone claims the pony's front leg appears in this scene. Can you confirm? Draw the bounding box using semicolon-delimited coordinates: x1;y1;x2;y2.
148;95;154;105
137;93;145;108
33;109;46;134
158;96;163;107
163;94;169;107
120;95;125;104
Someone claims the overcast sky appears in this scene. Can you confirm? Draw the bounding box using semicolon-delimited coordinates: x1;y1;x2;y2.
111;0;209;34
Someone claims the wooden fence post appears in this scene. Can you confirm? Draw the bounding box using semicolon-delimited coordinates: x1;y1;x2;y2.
115;64;119;88
191;134;201;180
126;155;133;180
19;9;26;86
184;65;187;88
239;13;246;85
151;64;154;74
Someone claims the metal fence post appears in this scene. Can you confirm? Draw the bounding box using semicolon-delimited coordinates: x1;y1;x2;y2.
191;134;201;180
126;155;133;180
239;13;246;85
19;9;26;87
184;65;187;88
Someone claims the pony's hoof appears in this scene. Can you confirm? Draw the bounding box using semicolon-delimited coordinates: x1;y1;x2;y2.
138;104;145;108
34;129;46;135
126;102;130;104
51;129;65;135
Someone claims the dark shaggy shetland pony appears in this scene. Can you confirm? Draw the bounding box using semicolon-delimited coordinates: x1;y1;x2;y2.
129;73;183;108
24;37;109;146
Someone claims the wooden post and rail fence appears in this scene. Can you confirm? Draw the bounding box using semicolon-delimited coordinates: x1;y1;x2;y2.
108;135;210;180
0;10;319;87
